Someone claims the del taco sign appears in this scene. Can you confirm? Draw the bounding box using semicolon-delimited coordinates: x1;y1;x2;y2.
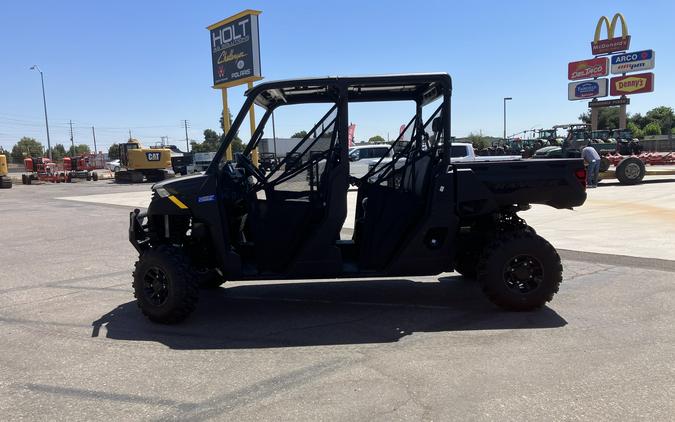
568;57;608;80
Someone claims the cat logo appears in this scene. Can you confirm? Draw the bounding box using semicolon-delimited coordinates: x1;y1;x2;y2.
145;152;161;161
591;13;630;55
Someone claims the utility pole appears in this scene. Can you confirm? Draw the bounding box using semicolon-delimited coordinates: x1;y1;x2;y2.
69;120;75;156
182;120;190;152
91;126;97;154
30;65;52;159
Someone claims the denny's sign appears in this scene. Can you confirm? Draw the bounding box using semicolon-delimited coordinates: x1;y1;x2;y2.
591;13;630;55
610;73;654;96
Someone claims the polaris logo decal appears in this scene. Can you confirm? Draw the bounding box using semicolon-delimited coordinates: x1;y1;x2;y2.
198;195;216;203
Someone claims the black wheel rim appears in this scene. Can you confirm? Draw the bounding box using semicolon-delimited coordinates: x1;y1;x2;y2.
143;266;169;306
502;255;544;294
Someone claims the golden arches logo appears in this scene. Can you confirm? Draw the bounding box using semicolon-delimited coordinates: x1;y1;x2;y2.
594;13;629;42
591;13;630;55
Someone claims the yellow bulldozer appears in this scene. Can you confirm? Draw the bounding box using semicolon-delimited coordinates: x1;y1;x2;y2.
115;139;174;183
0;154;12;189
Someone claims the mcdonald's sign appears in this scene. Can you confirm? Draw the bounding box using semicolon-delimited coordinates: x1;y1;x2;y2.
591;13;631;55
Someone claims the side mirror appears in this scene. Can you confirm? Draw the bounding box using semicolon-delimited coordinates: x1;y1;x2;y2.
349;153;359;162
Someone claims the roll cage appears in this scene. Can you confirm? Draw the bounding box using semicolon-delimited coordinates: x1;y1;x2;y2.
207;73;453;177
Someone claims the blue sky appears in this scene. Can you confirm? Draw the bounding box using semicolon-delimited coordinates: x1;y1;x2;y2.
1;0;672;152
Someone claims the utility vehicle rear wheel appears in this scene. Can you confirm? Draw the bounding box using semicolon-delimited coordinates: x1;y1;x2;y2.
22;174;27;185
477;231;562;311
132;245;199;323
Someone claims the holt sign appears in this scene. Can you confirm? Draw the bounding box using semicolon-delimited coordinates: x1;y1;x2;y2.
208;10;262;88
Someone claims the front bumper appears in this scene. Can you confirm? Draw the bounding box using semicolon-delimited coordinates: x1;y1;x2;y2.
129;209;149;254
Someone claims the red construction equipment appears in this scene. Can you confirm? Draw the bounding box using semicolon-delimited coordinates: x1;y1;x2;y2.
63;152;105;181
21;157;66;184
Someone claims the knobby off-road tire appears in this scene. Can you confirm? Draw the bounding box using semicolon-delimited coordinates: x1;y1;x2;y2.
132;245;199;323
454;225;537;280
477;231;562;311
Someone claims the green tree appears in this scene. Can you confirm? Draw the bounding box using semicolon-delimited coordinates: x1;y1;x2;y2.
191;129;225;153
627;122;644;139
68;144;91;156
11;137;43;161
226;135;245;153
629;112;649;129
108;143;120;160
215;111;245;154
368;135;385;144
643;122;661;136
291;130;308;139
48;144;67;161
579;107;620;130
466;131;490;150
645;106;674;134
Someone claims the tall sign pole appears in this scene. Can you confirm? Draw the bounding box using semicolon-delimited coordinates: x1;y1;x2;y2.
208;10;263;164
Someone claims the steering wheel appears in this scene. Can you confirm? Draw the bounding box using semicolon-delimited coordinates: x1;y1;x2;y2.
236;154;266;183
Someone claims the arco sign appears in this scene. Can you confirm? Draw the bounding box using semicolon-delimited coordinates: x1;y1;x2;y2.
611;50;655;74
591;13;630;55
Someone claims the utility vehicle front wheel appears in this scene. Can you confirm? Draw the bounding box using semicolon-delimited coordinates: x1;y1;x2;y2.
477;231;562;311
132;245;199;323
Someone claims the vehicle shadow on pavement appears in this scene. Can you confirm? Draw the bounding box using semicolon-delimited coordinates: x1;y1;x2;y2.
92;276;566;350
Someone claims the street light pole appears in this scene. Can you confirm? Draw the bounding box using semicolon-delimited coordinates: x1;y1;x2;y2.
30;65;52;160
503;97;512;141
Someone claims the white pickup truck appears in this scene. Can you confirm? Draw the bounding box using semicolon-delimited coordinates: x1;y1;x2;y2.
356;142;521;178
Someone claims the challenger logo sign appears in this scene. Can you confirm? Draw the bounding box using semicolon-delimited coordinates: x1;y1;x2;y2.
610;73;654;96
591;13;630;55
568;58;608;80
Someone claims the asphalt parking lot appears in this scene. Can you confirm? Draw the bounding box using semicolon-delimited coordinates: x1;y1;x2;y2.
1;178;674;420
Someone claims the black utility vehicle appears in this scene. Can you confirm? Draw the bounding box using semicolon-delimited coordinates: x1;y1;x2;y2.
129;73;587;323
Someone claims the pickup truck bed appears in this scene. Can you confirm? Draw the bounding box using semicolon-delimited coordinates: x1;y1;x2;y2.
453;158;586;213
